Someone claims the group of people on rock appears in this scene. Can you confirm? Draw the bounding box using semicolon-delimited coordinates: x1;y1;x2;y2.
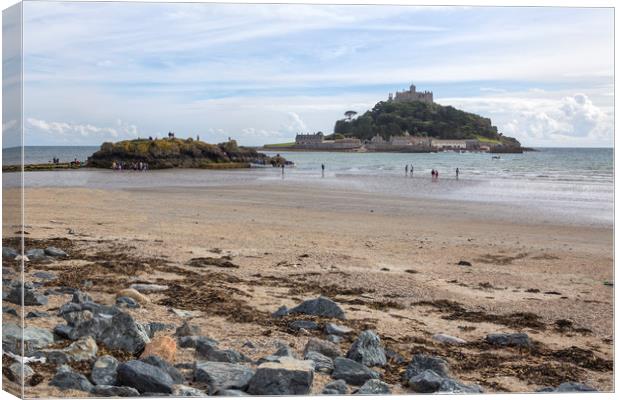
111;161;149;171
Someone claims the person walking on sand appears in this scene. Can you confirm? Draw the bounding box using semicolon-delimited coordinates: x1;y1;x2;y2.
321;163;325;178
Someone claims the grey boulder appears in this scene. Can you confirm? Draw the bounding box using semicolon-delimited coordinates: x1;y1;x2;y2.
304;337;341;359
45;246;68;257
50;369;94;393
5;282;48;306
247;357;314;395
91;355;119;386
194;361;255;395
331;357;380;386
116;360;175;394
172;384;208;396
404;354;451;381
305;350;334;373
289;296;345;319
346;330;387;367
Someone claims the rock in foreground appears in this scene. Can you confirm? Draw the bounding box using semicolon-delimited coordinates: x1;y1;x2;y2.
247;357;314;395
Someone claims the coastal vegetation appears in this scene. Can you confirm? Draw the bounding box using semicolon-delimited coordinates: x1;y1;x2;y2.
334;100;521;148
87;138;284;169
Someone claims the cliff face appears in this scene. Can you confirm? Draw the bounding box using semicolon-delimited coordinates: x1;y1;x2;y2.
87;138;282;169
334;100;522;150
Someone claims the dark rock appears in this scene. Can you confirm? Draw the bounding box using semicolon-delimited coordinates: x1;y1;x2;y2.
322;379;349;395
197;341;251;363
50;369;94;393
304;337;341;359
305;351;334;373
216;389;250;396
179;335;218;349
3;306;18;317
54;324;73;340
92;385;140;397
116;360;175;394
485;333;531;347
97;311;151;354
404;354;450;381
5;282;48;306
289;320;319;331
175;320;201;337
457;260;472;266
174;362;196;370
2;247;18;259
33;271;56;281
242;341;255;349
141;355;184;384
130;283;169;293
45;246;68;257
26;311;49;318
331;357;379;386
116;296;140;308
325;323;352;336
247;357;314;395
272;305;289;318
346;330;386;367
91;355;119;386
289;296;345;319
356;379;391;394
194;361;255;395
407;369;443;393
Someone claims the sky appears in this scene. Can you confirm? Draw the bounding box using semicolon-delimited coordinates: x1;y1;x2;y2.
2;2;614;147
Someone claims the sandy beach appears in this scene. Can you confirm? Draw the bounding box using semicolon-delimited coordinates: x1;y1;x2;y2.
2;180;613;396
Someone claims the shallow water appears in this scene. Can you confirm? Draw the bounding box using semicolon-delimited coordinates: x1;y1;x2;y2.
2;147;613;227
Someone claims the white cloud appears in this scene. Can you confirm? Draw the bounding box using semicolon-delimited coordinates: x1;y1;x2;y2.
439;93;613;147
26;118;140;143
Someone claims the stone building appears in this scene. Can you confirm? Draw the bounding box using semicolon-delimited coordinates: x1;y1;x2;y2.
388;84;433;104
295;132;324;145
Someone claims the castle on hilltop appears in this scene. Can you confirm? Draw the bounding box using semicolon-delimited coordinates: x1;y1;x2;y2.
388;84;433;104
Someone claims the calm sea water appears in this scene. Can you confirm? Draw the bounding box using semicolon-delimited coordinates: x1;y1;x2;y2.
2;146;613;226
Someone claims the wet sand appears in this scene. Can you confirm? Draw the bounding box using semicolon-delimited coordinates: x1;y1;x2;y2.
2;182;614;396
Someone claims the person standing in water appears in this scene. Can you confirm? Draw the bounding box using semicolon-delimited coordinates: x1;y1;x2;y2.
456;168;459;179
405;164;409;176
321;163;325;178
410;164;414;177
281;164;285;176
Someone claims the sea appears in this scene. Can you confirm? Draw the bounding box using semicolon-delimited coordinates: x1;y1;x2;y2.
2;146;613;227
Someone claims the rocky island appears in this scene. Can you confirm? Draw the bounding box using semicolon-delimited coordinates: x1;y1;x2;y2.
87;137;286;170
264;85;526;153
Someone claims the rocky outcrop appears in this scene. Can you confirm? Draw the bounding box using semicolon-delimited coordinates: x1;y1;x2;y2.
346;330;387;367
87;138;284;170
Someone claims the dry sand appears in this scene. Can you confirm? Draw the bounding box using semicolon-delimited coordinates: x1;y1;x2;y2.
2;182;613;396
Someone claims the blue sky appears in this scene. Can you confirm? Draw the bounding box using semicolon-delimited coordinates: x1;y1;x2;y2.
3;2;614;147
